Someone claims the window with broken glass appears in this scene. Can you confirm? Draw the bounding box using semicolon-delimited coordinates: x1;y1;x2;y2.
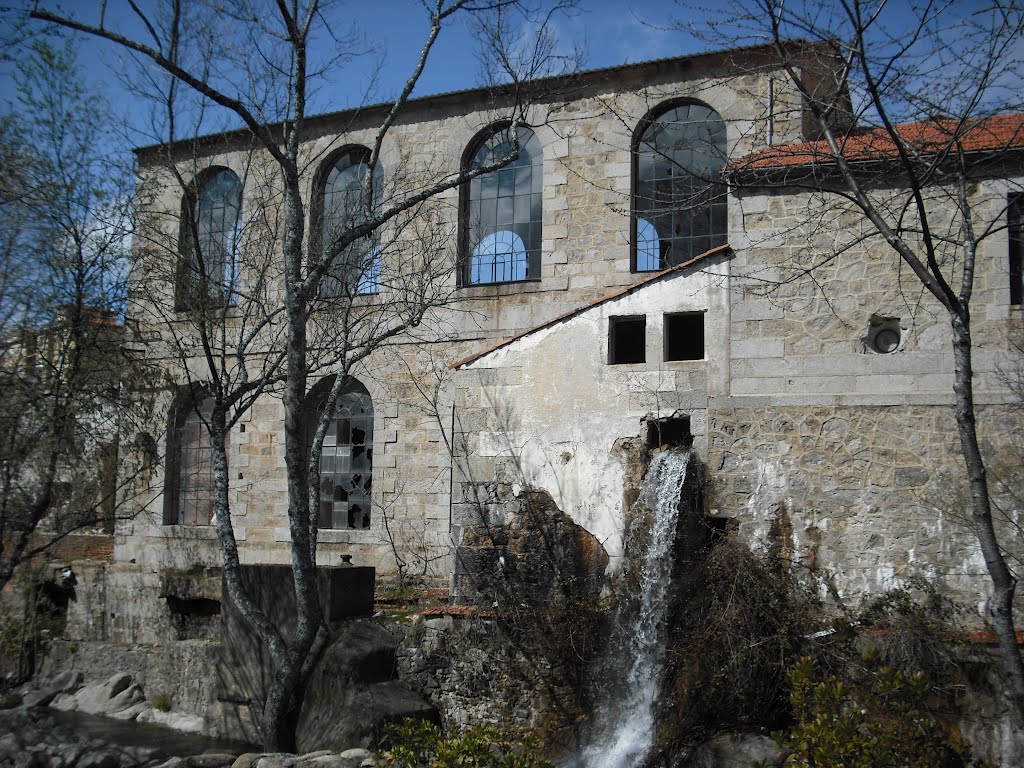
307;379;374;529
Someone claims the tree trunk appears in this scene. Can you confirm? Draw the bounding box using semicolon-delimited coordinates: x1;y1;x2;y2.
950;309;1024;718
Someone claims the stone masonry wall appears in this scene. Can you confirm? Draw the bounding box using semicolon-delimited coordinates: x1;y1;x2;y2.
120;54;790;581
707;403;1024;611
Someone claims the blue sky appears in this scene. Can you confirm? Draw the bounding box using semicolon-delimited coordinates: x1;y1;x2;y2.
331;0;689;106
6;1;1016;146
1;0;691;145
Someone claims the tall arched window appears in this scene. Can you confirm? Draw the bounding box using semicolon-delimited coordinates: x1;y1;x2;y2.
463;125;542;284
634;103;727;271
320;148;381;296
177;168;241;308
164;390;222;526
305;377;374;529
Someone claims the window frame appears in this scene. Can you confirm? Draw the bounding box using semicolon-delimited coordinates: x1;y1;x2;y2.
631;100;728;273
313;146;383;298
304;376;375;530
163;386;221;527
460;123;544;286
176;167;242;311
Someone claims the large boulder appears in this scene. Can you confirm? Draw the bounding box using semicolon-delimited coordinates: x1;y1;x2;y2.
216;566;432;751
51;672;146;717
297;623;436;751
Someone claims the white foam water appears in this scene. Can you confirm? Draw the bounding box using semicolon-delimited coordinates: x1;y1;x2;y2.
574;449;690;768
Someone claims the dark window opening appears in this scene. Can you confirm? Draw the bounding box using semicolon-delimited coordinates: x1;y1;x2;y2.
647;415;692;449
865;315;902;354
1011;194;1023;306
664;312;705;361
609;316;646;364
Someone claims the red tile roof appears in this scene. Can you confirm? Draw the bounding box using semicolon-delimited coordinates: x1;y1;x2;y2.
450;243;732;369
740;113;1024;171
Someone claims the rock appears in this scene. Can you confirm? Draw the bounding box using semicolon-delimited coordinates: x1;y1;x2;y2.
293;756;356;768
338;750;372;762
24;670;84;709
73;673;143;716
294;750;374;768
75;748;122;768
252;755;298;768
1;689;25;709
153;759;191;768
0;732;25;758
49;692;79;711
50;670;85;693
137;708;206;733
294;623;436;752
186;753;239;768
108;701;150;721
679;733;790;768
229;754;264;768
21;689;56;709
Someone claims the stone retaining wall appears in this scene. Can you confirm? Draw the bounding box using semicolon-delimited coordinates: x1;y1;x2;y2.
707;402;1024;609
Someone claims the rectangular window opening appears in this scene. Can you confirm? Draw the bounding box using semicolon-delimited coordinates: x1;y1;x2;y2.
664;312;705;361
609;315;646;365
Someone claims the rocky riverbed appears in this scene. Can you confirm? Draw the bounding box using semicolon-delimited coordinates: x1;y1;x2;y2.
1;687;376;768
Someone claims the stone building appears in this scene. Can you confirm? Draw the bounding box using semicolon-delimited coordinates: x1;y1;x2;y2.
96;40;1023;637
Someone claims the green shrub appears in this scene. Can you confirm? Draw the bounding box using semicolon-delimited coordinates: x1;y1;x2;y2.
777;656;976;768
150;692;172;712
377;720;551;768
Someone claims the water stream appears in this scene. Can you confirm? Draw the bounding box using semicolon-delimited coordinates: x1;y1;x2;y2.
575;448;690;768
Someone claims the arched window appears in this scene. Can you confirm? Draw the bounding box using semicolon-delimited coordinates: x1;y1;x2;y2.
177;168;241;308
320;148;381;296
634;103;727;271
305;377;374;529
463;125;542;284
164;389;222;526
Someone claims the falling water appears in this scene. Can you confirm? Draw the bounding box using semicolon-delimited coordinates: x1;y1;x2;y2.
575;449;690;768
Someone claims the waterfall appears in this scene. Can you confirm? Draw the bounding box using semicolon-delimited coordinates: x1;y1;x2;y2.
575;449;690;768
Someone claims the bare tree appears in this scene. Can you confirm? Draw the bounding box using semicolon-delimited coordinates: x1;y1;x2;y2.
690;0;1024;714
31;0;578;750
0;39;148;595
